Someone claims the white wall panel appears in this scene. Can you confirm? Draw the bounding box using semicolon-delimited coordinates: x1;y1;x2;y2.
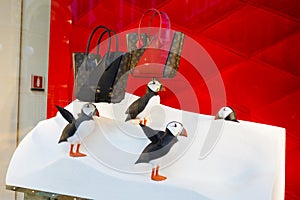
0;0;22;199
18;0;50;141
0;0;50;199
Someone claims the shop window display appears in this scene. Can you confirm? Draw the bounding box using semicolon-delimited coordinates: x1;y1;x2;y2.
2;0;299;199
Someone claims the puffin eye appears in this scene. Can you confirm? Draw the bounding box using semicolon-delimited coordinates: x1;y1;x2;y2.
174;124;177;127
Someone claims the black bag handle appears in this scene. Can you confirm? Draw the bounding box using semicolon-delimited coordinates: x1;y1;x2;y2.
96;29;119;54
95;29;120;71
82;26;111;71
83;26;120;71
85;26;110;56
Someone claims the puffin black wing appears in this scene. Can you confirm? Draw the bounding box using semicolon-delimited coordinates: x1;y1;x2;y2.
58;110;92;144
58;123;76;143
125;93;154;121
139;124;166;144
135;133;178;164
56;105;75;123
135;143;162;164
125;99;140;121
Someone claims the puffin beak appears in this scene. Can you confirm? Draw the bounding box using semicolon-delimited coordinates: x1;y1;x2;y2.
180;128;188;137
95;109;100;117
160;86;166;92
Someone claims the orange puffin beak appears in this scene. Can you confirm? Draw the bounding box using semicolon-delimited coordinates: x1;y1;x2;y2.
180;128;188;137
95;109;100;117
160;86;166;92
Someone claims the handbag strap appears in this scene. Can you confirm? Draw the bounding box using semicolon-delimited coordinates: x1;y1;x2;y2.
96;29;120;71
96;29;119;55
85;25;111;57
149;11;171;43
137;8;162;48
149;11;171;29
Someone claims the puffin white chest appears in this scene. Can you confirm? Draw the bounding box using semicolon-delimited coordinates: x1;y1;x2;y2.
68;119;96;143
138;95;160;119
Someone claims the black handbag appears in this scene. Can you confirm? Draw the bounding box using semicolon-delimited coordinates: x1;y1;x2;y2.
74;25;131;103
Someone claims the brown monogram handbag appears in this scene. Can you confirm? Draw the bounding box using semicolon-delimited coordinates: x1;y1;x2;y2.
126;9;185;78
74;25;131;103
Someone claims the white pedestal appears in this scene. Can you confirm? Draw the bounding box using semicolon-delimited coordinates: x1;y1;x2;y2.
6;93;285;200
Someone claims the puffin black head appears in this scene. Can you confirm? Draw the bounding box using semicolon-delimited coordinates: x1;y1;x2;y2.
166;121;188;137
81;103;100;117
215;106;239;123
147;78;166;93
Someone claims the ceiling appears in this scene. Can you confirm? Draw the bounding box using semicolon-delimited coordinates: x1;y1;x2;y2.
49;0;300;198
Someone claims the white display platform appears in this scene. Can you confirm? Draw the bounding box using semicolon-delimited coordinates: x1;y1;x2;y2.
6;93;285;200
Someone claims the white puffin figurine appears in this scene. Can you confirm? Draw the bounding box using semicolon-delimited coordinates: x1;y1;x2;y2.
125;78;165;125
56;103;99;157
215;106;239;122
135;121;188;181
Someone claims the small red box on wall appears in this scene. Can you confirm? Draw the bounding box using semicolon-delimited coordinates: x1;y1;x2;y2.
31;75;44;91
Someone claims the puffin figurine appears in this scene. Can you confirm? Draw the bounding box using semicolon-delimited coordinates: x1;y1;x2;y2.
125;78;165;125
135;121;188;181
215;106;239;122
56;103;100;157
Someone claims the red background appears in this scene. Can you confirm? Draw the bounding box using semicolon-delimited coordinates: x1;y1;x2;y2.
47;0;300;198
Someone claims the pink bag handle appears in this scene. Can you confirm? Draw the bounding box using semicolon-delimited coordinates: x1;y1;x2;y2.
137;8;163;48
149;11;171;42
149;11;171;30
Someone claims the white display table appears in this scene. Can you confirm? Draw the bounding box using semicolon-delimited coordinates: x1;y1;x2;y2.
6;93;285;200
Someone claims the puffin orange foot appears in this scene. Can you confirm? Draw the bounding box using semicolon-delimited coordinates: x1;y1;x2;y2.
151;166;166;181
69;144;87;157
70;152;87;157
139;119;147;125
151;175;167;181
